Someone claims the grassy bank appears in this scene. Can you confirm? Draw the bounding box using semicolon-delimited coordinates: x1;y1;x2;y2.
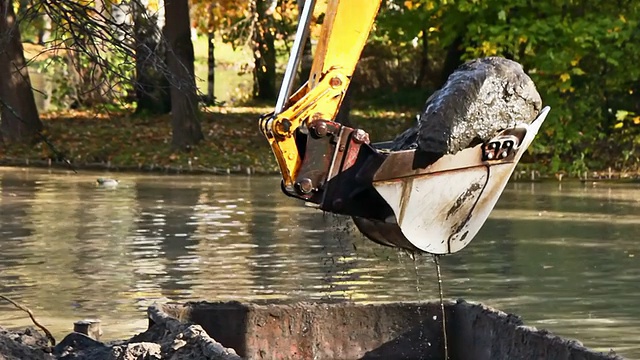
2;105;639;183
10;38;425;176
0;105;416;175
9;39;639;180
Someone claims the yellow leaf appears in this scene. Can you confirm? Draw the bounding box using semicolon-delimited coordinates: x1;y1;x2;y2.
572;67;585;75
559;73;571;82
614;122;624;129
620;14;627;23
404;0;413;9
571;59;579;66
616;110;629;121
481;41;498;56
633;116;640;125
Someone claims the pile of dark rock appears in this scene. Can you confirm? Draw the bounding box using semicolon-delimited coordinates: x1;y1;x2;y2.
0;326;52;360
0;306;239;360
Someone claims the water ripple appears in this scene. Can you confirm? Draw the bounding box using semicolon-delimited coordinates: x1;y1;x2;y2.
0;169;639;357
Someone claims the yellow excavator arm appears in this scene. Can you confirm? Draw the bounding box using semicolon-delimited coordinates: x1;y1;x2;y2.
259;0;550;254
260;0;380;187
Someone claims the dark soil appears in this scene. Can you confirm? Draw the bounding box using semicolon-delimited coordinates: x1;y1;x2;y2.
0;326;53;360
0;307;240;360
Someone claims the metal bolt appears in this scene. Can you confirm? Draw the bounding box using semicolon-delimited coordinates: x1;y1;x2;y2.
352;129;367;144
298;178;313;194
314;121;328;137
501;150;509;158
487;152;494;160
276;119;292;135
329;76;342;88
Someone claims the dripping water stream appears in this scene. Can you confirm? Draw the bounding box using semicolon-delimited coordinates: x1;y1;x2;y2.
433;254;449;360
411;252;424;348
411;251;449;360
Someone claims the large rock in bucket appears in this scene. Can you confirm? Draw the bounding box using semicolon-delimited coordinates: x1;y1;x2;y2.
392;56;542;159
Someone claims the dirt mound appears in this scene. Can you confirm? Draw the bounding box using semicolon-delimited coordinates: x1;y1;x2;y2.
0;307;240;360
0;326;53;360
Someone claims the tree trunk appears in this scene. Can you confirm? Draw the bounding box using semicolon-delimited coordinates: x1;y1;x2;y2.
37;13;52;45
252;0;277;100
206;31;215;105
133;0;171;114
164;0;203;149
439;35;465;88
415;27;429;88
0;0;42;144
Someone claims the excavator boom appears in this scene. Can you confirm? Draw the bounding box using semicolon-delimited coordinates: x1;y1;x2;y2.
259;0;549;254
260;0;381;187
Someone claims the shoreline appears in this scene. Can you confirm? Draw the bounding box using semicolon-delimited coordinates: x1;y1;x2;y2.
1;107;637;184
2;159;639;184
0;158;279;177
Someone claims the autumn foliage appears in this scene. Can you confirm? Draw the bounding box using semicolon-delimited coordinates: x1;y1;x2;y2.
2;0;640;174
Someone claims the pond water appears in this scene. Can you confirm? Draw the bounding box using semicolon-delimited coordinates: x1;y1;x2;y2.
0;167;639;358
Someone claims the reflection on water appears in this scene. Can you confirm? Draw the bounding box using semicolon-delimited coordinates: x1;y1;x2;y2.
1;167;639;358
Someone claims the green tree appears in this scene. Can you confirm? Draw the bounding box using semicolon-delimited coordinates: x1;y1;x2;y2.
456;0;640;172
365;0;640;172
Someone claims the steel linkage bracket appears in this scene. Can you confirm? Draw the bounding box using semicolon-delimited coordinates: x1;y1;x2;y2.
280;119;392;222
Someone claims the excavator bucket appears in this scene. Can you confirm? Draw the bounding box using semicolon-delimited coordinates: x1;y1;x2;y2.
259;0;549;255
353;106;550;254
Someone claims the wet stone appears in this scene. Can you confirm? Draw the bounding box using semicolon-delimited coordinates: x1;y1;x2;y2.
391;56;542;160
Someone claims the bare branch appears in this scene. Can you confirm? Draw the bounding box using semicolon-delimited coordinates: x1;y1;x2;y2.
0;295;56;346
